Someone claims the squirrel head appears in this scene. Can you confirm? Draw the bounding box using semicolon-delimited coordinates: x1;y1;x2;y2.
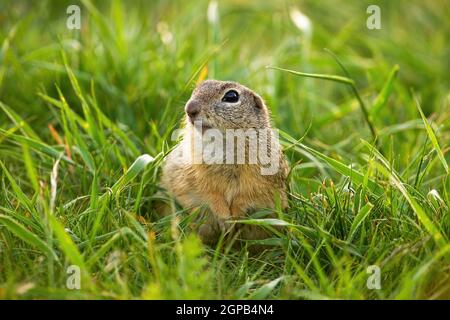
184;80;270;130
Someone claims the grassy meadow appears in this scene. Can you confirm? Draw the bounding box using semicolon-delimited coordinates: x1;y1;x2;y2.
0;0;449;299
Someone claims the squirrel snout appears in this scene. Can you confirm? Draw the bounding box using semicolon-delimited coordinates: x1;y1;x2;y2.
185;100;200;119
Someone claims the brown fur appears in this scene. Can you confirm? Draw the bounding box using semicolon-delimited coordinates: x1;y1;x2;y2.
159;80;289;247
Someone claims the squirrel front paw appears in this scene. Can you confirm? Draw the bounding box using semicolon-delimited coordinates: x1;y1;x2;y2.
198;223;218;245
197;216;232;245
216;217;229;234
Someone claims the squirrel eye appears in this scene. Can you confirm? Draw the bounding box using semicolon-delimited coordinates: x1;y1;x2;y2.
222;90;239;103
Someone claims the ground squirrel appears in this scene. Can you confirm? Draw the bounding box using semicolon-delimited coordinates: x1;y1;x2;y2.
160;80;289;246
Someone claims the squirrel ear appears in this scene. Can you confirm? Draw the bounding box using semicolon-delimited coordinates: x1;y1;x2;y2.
253;93;264;109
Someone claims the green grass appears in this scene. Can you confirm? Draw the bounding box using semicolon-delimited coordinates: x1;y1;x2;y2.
0;0;449;299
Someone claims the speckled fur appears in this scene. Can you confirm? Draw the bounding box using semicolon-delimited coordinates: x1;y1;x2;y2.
160;80;289;246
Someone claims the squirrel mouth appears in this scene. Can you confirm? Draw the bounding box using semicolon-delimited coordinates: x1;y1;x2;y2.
190;118;213;131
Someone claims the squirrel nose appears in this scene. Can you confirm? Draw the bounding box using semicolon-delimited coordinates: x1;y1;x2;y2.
185;100;200;118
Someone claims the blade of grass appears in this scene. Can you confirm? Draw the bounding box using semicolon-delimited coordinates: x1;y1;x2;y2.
61;50;102;146
268;65;378;143
0;160;34;212
48;214;86;268
361;140;447;248
414;93;448;174
109;154;155;195
347;202;373;242
248;276;284;299
0;129;77;166
0;214;58;260
21;144;39;193
280;131;382;195
370;64;399;118
55;86;96;172
0;101;41;140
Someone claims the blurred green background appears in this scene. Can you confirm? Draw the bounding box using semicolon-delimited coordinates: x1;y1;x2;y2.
1;1;448;141
0;0;449;299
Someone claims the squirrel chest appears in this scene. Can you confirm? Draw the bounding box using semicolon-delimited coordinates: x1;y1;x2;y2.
193;164;268;209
